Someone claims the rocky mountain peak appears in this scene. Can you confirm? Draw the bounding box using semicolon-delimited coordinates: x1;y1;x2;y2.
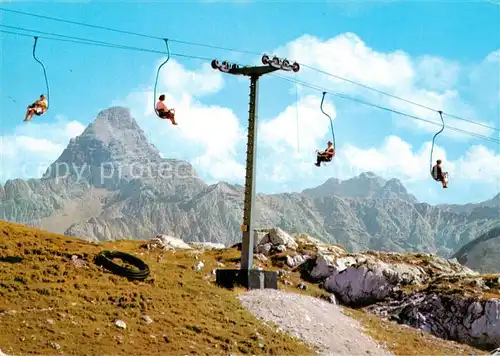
301;172;419;203
69;106;161;164
376;178;418;203
44;107;162;170
41;107;181;188
383;179;410;196
302;172;387;199
348;171;386;186
1;106;497;259
82;107;144;143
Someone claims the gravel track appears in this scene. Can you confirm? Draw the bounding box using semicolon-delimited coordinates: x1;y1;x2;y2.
238;289;394;355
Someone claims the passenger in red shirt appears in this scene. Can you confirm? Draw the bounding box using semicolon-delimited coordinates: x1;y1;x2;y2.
315;141;335;167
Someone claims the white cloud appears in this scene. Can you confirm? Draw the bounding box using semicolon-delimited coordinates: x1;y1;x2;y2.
272;33;414;92
469;49;500;108
259;94;336;156
270;34;497;141
116;59;246;183
342;135;500;186
257;131;499;197
343;135;452;181
0;117;85;182
197;156;246;182
455;145;500;183
256;133;450;187
254;94;340;186
415;56;461;91
114;38;498;196
157;59;224;97
256;89;498;191
10;116;86;145
2;33;496;206
388;88;496;140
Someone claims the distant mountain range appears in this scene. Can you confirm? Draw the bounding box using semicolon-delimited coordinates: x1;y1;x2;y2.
452;225;500;273
1;107;498;257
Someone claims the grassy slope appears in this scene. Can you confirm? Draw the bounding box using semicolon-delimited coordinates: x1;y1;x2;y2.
0;221;488;355
0;221;313;355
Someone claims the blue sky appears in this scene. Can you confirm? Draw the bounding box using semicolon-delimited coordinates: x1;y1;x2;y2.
0;0;499;205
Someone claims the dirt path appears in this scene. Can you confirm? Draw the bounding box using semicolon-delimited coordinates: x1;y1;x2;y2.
238;289;394;355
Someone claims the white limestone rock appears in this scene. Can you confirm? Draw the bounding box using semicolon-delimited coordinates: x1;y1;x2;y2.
149;234;192;250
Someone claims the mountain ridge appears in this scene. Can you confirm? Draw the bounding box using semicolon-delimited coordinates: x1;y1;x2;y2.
452;224;500;273
1;106;498;257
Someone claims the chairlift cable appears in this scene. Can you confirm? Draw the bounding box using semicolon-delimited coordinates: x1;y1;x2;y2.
32;36;50;109
274;74;500;145
0;8;496;132
320;91;335;149
296;83;300;154
153;39;170;116
1;26;497;145
429;110;445;174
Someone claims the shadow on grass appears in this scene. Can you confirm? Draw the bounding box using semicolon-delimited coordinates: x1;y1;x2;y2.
0;256;24;264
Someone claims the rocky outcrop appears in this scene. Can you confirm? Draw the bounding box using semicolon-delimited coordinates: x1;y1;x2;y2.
367;290;500;350
146;234;193;250
252;229;500;351
255;227;299;251
140;234;226;253
316;252;477;305
190;242;225;250
1;106;498;256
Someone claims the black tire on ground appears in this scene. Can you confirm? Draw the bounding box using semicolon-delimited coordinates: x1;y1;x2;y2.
94;250;150;281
